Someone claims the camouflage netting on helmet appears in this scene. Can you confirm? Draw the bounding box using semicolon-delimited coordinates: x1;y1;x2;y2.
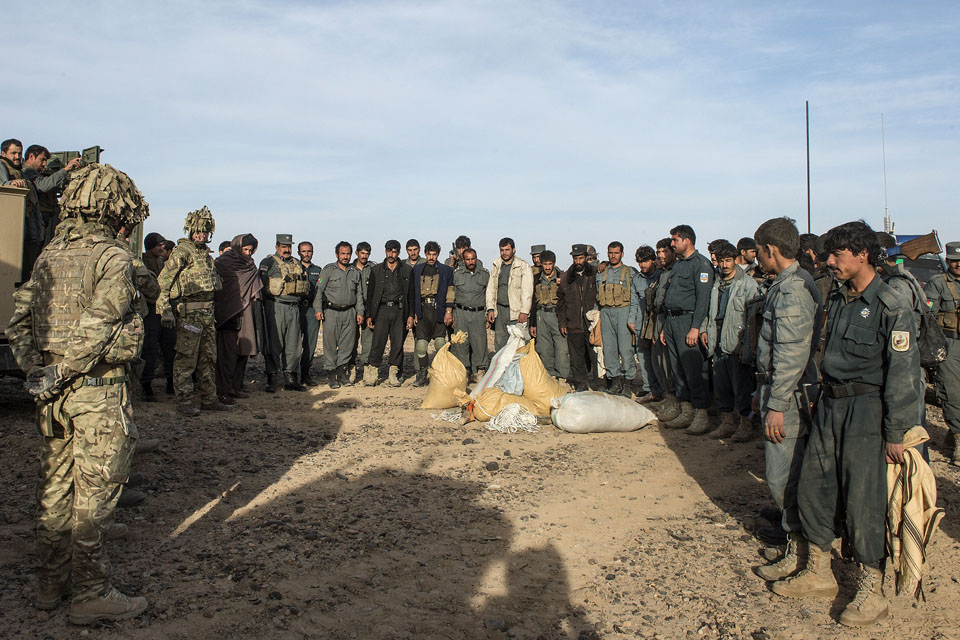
184;205;215;236
60;163;149;225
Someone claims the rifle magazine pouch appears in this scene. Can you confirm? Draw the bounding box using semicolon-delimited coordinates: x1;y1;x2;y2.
103;313;144;365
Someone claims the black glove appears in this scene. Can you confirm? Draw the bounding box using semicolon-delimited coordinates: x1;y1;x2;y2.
25;364;67;402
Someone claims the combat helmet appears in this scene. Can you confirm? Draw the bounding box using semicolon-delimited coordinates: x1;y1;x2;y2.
184;206;215;237
60;163;149;226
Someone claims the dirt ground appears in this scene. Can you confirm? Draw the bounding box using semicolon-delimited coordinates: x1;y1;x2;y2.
1;338;958;640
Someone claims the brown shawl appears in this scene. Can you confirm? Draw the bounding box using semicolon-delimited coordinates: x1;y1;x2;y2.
214;234;262;325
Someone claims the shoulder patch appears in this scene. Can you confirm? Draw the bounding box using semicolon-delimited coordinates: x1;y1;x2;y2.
891;330;910;352
699;272;709;283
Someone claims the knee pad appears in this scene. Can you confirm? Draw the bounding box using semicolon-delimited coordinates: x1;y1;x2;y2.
432;337;446;352
415;339;428;358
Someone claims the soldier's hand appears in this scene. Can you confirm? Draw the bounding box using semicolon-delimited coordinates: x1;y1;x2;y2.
315;311;323;321
25;364;67;403
161;310;175;328
10;178;27;188
659;330;666;346
64;158;83;171
885;443;905;465
443;310;453;327
560;327;567;337
627;323;636;334
685;327;700;347
406;317;414;331
366;318;374;330
764;410;785;444
530;326;537;338
412;316;418;327
518;312;529;324
356;314;363;325
699;331;709;348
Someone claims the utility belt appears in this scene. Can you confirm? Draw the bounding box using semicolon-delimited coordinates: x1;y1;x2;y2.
270;299;300;307
177;300;214;313
422;296;437;305
41;355;128;387
666;308;693;317
381;299;403;307
455;303;484;312
324;302;355;312
822;381;881;399
538;305;557;312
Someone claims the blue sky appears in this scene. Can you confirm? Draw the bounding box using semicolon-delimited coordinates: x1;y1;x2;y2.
5;0;958;264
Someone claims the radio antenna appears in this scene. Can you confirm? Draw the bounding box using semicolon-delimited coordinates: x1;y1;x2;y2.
881;113;893;234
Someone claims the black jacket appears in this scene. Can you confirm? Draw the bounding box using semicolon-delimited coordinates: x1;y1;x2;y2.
365;260;414;321
557;263;597;333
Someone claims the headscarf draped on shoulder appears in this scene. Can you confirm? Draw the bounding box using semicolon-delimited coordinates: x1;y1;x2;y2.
214;234;262;325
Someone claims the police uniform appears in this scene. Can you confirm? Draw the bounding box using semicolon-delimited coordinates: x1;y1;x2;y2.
259;234;310;390
650;265;675;397
5;164;149;622
353;258;376;377
531;267;570;379
299;258;323;384
530;244;545;280
157;209;223;413
924;241;960;462
313;260;364;387
450;263;491;375
596;262;643;393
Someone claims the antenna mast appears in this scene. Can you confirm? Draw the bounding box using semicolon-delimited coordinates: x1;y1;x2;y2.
881;113;893;234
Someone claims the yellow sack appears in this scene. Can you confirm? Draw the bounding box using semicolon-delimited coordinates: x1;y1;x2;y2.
421;340;468;409
470;387;541;422
517;340;569;414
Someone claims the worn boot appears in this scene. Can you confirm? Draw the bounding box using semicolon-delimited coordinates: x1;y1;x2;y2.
684;408;712;435
37;582;72;610
200;400;233;411
140;382;157;403
165;376;175;396
731;414;758;442
337;365;354;387
363;366;379;386
413;368;429;388
69;587;148;625
386;365;402;387
951;437;960;467
663;401;694;429
656;393;681;423
708;411;737;438
636;392;662;404
619;376;633;398
134;438;159;455
284;372;307;392
265;373;278;393
756;533;808;581
118;487;146;508
607;375;623;396
839;565;888;627
771;544;838;599
301;371;318;387
177;403;200;417
328;371;341;389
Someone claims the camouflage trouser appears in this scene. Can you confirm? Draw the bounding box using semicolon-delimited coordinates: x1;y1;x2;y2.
174;309;217;404
37;379;137;601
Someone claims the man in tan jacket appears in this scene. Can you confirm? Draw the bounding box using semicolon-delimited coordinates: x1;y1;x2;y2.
485;237;534;350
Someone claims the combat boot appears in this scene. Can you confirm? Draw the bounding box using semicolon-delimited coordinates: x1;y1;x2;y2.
684;408;712;435
118;487;146;508
663;401;694;429
756;533;808;581
636;392;662;404
301;371;318;387
200;401;233;411
708;411;738;439
363;366;378;386
140;382;157;403
656;393;681;423
337;365;354;387
177;403;200;418
771;544;838;599
607;375;623;396
839;565;888;627
328;371;341;389
69;587;148;625
165;377;175;396
619;377;633;398
284;372;306;392
386;365;402;387
731;414;758;443
951;437;960;467
413;368;429;388
134;438;159;454
265;374;278;393
37;582;72;610
106;522;128;540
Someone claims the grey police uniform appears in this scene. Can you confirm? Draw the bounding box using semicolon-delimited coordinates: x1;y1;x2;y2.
662;250;713;407
259;249;308;375
532;268;570;379
451;265;490;373
924;257;960;438
755;261;820;534
353;259;376;367
313;262;364;370
595;263;642;380
798;275;920;565
299;260;323;379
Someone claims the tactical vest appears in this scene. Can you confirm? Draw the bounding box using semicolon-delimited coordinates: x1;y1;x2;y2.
267;255;309;297
938;279;960;335
169;241;222;300
1;157;38;210
597;266;632;308
31;231;143;364
535;274;559;306
420;272;440;298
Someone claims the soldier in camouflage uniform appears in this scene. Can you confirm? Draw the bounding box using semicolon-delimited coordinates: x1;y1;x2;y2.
5;163;150;624
260;234;310;391
156;207;227;417
530;250;570;379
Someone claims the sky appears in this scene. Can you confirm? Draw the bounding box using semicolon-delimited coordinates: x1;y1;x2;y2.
4;0;958;265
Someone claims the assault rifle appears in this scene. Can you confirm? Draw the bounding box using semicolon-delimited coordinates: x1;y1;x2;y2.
897;230;942;261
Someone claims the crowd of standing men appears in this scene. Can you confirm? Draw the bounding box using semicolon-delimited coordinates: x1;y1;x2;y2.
3;146;958;628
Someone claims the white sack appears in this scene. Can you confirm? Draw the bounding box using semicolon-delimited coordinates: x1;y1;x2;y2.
551;391;656;433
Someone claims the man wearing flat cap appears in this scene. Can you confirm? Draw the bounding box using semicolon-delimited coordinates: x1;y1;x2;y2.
557;244;598;391
530;244;545;279
925;240;960;465
259;234;310;392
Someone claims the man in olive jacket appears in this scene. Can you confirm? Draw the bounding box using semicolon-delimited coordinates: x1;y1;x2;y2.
557;244;599;391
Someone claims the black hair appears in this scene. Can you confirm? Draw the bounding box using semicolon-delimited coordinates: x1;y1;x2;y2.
357;241;371;253
707;239;730;253
298;241;313;251
335;240;352;254
655;238;673;251
540;250;556;263
822;220;880;266
455;235;472;249
669;224;696;244
24;144;49;160
219;240;231;252
406;238;420;249
498;237;515;249
424;241;441;254
163;240;175;251
737;237;757;252
713;241;738;261
144;232;165;251
385;239;401;252
462;248;477;258
607;241;624;252
1;139;22;153
799;233;818;254
754;217;801;260
241;234;258;249
635;245;656;262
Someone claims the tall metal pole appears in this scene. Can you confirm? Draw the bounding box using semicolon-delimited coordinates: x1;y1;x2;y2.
806;101;811;233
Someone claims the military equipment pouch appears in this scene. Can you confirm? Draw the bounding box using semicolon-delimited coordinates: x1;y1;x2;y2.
598;268;631;308
940;280;960;333
176;269;220;298
103;313;144;365
270;255;309;296
420;273;440;297
267;277;285;296
287;278;310;296
535;279;559;306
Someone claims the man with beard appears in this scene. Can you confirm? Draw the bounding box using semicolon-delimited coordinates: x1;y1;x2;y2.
530;250;569;380
596;241;643;396
486;237;534;351
557;244;598;392
259;234;310;391
412;241;454;386
364;240;414;387
297;241;323;386
449;248;490;380
214;235;263;401
649;239;678;411
405;239;426;267
314;241;365;388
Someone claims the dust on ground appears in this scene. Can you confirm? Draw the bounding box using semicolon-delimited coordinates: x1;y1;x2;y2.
1;346;958;640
